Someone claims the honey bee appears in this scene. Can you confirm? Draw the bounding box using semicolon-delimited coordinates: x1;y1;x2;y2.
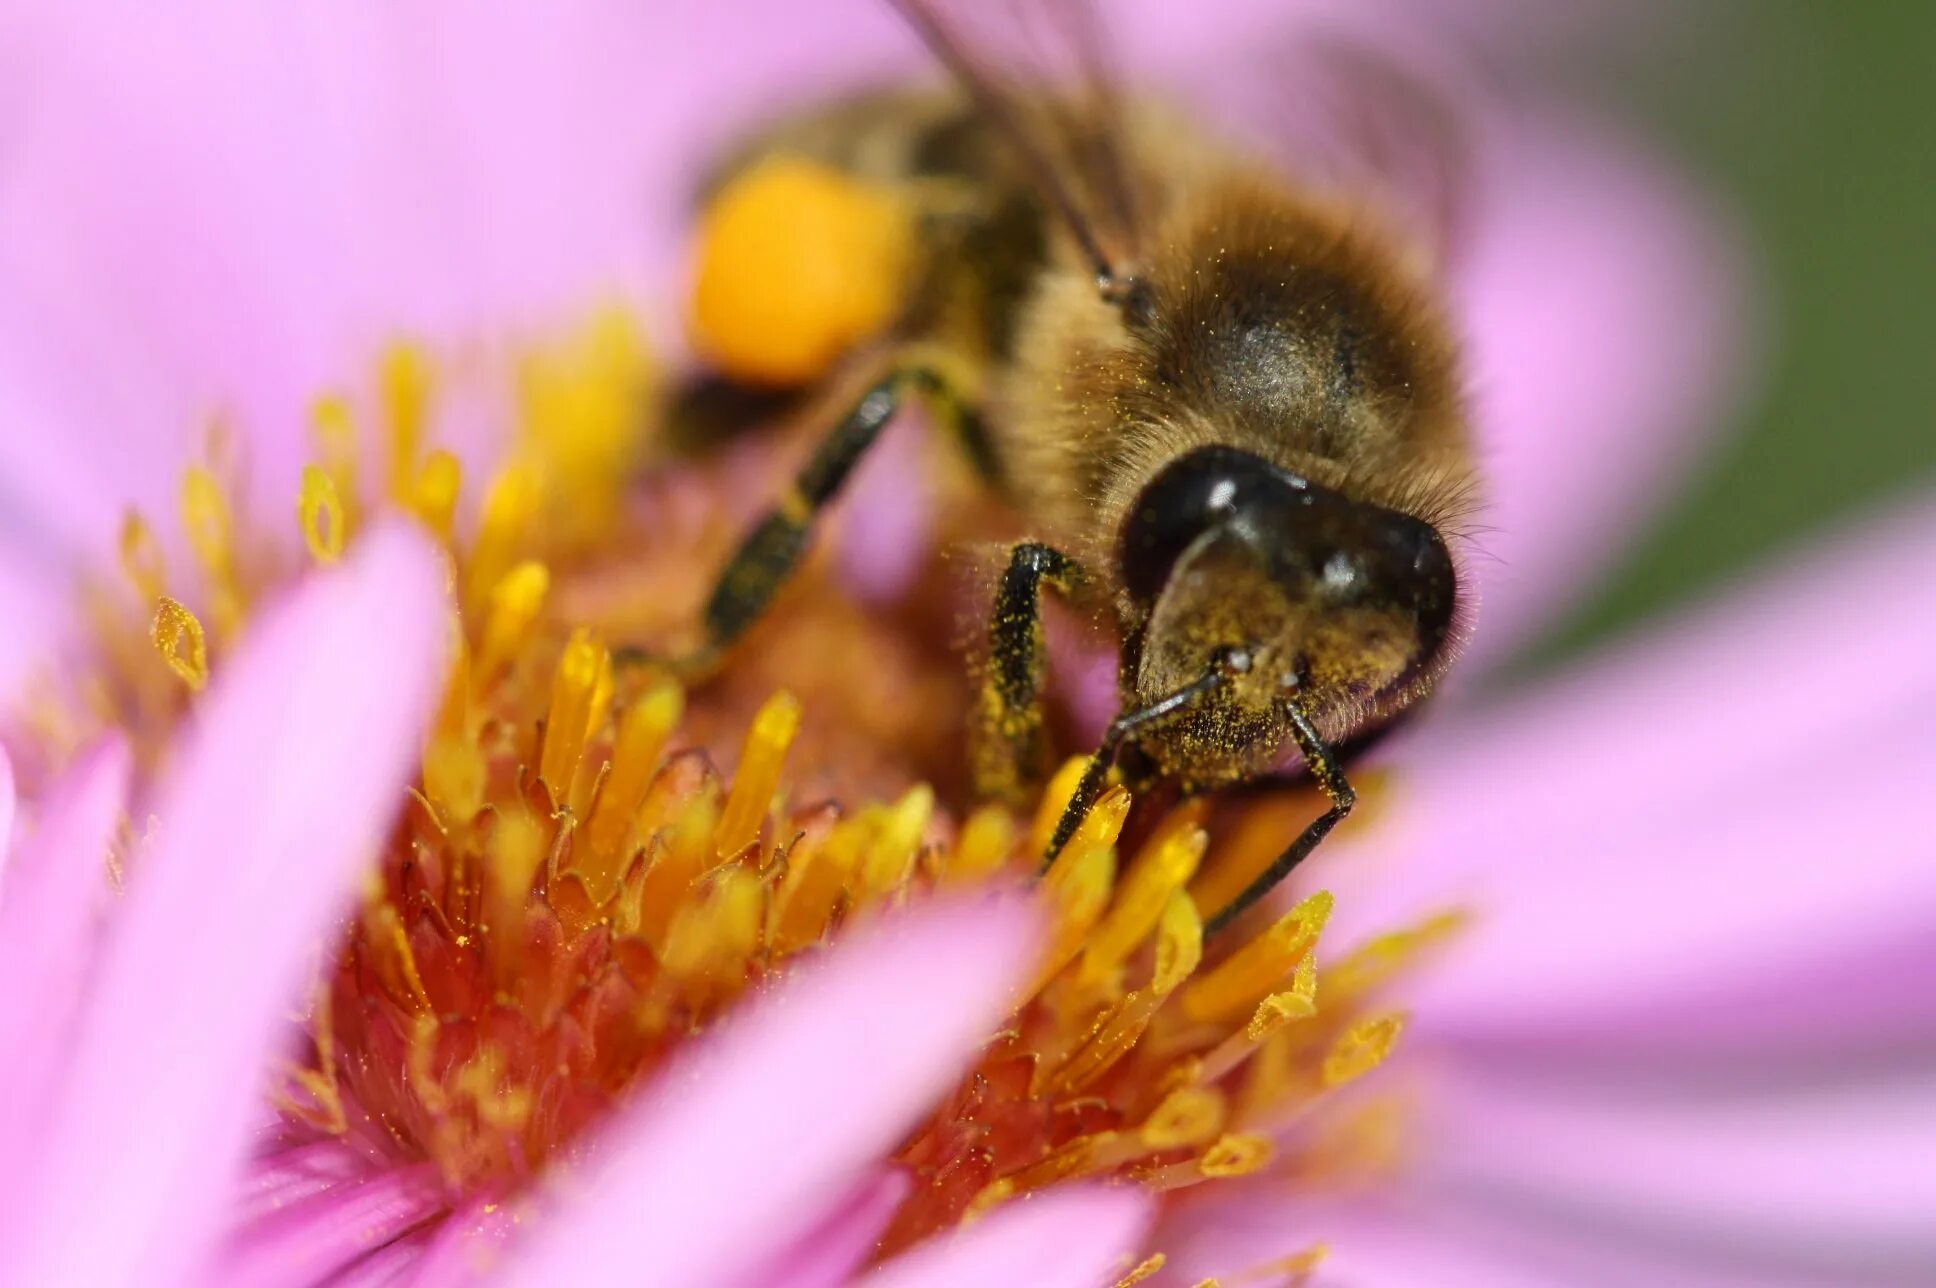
663;0;1476;934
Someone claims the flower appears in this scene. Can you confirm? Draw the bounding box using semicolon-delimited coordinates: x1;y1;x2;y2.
3;4;1929;1288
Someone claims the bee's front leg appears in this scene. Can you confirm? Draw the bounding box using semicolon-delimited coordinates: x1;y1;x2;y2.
969;542;1084;807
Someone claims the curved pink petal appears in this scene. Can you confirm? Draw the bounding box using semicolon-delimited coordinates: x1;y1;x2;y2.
0;740;13;863
1451;107;1754;673
215;1162;447;1288
1404;1066;1936;1279
1302;495;1936;1031
2;523;449;1287
506;896;1037;1288
755;1170;912;1288
403;1199;519;1288
0;736;129;1172
862;1186;1152;1288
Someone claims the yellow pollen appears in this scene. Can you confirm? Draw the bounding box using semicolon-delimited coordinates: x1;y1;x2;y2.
1322;908;1469;1005
484;811;546;982
1249;953;1319;1040
771;815;864;954
422;644;485;827
381;341;432;502
298;465;346;564
715;690;801;860
1180;890;1334;1023
478;561;551;678
1112;1254;1166;1288
1199;1132;1275;1178
118;512;167;602
150;596;208;691
539;628;612;806
661;866;763;982
1151;890;1207;995
1323;1012;1408;1088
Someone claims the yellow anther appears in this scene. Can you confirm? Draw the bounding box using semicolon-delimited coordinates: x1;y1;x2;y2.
860;784;933;897
118;512;167;602
715;691;800;860
662;866;764;979
584;680;685;881
945;806;1015;884
1064;784;1132;863
1247;953;1318;1042
1180;890;1333;1023
772;819;865;954
638;789;720;950
412;449;462;544
539;628;610;803
150;596;208;691
484;811;545;981
1026;840;1116;998
1029;756;1091;857
380;341;432;502
310;393;362;533
477;560;550;678
1148;891;1205;997
180;466;234;579
1322;908;1469;1003
464;464;541;612
1081;815;1206;986
298;465;345;564
690;156;913;385
1323;1012;1407;1088
1112;1254;1166;1288
1199;1133;1274;1178
1142;1085;1226;1149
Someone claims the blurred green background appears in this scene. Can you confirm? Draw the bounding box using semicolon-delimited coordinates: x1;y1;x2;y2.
1516;3;1935;670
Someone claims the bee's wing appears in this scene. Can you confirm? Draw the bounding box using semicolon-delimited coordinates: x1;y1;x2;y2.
886;0;1143;286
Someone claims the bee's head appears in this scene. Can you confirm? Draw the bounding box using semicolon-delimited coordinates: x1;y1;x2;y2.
1119;446;1456;771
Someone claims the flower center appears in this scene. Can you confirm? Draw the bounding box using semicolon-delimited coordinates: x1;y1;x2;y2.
40;305;1461;1275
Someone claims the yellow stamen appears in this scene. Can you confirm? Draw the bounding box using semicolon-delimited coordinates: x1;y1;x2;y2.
1179;890;1333;1023
477;560;550;679
298;465;346;564
1141;1085;1226;1149
465;464;542;612
1322;908;1468;1005
771;818;863;953
637;787;720;951
412;449;462;544
1323;1012;1408;1088
180;465;242;635
539;628;611;804
1026;832;1117;998
715;690;800;860
150;596;208;691
1196;953;1318;1084
380;341;431;502
661;866;763;982
859;784;933;898
118;512;167;602
1112;1254;1166;1288
484;811;545;982
942;806;1015;884
1028;756;1091;857
582;680;685;886
1080;812;1207;987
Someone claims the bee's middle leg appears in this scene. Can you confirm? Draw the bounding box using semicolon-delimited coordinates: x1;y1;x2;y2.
644;363;956;678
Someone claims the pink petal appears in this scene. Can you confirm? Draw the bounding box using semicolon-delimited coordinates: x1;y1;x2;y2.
505;897;1037;1288
753;1170;911;1288
861;1187;1152;1288
216;1162;447;1288
3;523;450;1287
0;740;13;864
403;1199;519;1288
0;736;130;1171
1451;107;1753;672
1303;495;1936;1031
1406;1065;1936;1277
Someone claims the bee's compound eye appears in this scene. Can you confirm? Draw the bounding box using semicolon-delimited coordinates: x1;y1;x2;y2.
1119;446;1304;605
